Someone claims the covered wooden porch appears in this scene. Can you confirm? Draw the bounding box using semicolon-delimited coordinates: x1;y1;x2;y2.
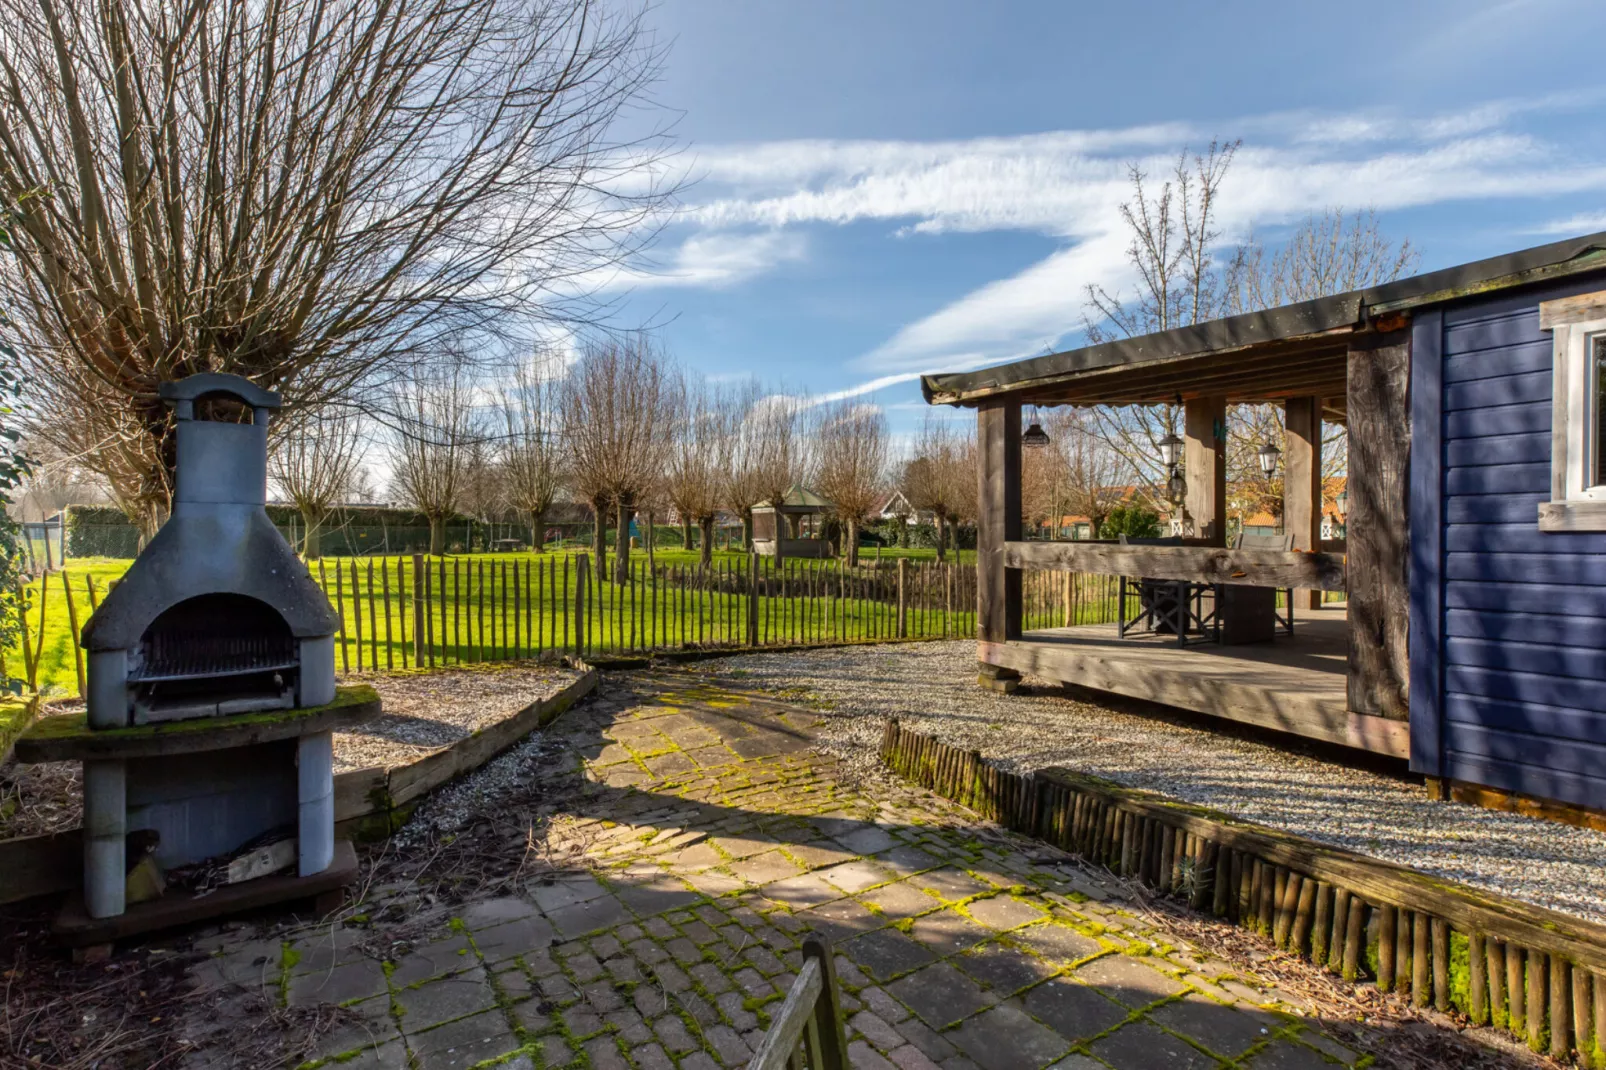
986;607;1408;757
924;294;1412;757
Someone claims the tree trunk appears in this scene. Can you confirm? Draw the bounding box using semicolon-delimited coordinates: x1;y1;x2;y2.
530;509;547;552
428;514;446;556
698;516;714;568
614;493;634;584
681;517;692;549
934;511;947;562
740;509;752;549
590;493;609;580
300;505;325;559
845;518;860;567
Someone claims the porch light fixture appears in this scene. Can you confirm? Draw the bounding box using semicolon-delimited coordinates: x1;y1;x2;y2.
1336;487;1348;516
1257;440;1282;476
1166;469;1187;505
1157;431;1183;467
1022;407;1050;449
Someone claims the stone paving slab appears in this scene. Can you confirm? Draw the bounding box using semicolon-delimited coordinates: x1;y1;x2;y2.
178;669;1400;1069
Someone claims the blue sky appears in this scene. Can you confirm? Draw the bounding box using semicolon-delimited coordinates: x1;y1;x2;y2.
597;0;1606;437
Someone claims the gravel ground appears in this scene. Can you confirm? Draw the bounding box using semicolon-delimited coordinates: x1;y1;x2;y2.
705;639;1606;926
0;664;578;837
333;662;578;772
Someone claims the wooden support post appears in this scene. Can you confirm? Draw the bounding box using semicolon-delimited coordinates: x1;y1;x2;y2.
1184;396;1227;545
1347;327;1411;719
411;554;426;665
1572;966;1594;1064
1508;942;1526;1039
573;553;589;657
897;557;908;638
1377;906;1397;993
1528;949;1548;1053
1311;882;1331;964
1343;899;1365;981
1412;912;1430;1006
977;400;1022;686
1284;395;1324;610
1550;953;1570;1060
1432;918;1450;1012
1469;932;1487;1023
1487;939;1507;1030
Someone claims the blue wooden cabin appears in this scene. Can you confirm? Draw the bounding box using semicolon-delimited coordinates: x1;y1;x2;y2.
922;231;1606;820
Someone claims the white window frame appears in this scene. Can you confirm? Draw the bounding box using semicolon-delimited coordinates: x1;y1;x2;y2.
1540;293;1606;531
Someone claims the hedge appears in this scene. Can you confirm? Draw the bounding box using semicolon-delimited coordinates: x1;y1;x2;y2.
65;504;530;559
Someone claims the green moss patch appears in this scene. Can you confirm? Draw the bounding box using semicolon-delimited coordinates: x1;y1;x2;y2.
24;684;379;743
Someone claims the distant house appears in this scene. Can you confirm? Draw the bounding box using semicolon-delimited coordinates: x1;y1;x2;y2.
875;489;924;525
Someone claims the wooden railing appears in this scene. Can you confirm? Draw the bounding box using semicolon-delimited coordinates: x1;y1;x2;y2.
1003;541;1347;591
745;934;849;1070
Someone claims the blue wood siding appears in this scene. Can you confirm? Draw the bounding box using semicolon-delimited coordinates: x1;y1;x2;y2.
1415;272;1606;810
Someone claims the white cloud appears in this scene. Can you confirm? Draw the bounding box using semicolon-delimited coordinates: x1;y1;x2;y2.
575;229;807;292
641;96;1606;382
1529;210;1606;235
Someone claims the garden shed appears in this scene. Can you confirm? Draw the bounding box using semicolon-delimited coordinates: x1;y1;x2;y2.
922;230;1606;821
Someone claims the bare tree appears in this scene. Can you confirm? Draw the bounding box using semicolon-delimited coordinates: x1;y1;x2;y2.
500;355;566;552
388;366;480;555
664;372;723;567
0;0;677;539
269;408;364;558
561;336;667;583
903;415;966;561
1222;208;1417;528
814;401;887;566
717;381;768;552
749;391;811;567
1229;208;1418;315
1045;408;1123;538
1081;141;1239;504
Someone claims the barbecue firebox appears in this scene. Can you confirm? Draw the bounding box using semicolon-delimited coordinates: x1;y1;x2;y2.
15;374;380;944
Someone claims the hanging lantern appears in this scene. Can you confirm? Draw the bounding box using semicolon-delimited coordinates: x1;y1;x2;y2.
1336;486;1348;516
1022;407;1050;449
1157;431;1183;468
1166;468;1187;505
1257;440;1282;476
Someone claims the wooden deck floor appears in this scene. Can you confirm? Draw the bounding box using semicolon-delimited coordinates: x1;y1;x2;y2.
979;607;1410;757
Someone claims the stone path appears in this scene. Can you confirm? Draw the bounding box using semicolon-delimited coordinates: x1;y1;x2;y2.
181;671;1415;1069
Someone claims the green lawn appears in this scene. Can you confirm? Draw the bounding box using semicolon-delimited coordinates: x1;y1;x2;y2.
5;548;987;697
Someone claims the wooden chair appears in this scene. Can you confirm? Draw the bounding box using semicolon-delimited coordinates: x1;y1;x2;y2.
1116;535;1219;645
1234;531;1295;635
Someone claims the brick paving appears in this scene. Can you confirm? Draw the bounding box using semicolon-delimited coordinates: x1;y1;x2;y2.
180;671;1391;1069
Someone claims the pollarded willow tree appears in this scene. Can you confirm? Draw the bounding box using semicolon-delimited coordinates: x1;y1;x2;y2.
388;365;481;555
0;0;676;539
500;355;567;552
814;401;887;567
561;336;668;583
663;371;722;567
268;407;363;559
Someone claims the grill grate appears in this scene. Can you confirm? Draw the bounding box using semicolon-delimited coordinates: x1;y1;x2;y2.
135;594;297;684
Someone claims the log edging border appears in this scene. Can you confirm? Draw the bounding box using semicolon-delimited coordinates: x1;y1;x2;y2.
879;718;1606;1065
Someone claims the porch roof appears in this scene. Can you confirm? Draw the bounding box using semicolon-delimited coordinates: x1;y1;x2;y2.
921;230;1606;411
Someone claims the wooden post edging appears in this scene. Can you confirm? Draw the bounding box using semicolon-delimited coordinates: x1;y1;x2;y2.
878;719;1606;1065
744;932;849;1070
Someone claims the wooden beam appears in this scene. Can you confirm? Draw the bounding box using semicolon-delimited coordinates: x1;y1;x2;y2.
1285;396;1323;609
1185;397;1227;544
1003;541;1346;591
1347;328;1411;719
978;402;1022;646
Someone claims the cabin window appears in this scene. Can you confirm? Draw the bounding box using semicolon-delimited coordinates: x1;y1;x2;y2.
1539;295;1606;531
